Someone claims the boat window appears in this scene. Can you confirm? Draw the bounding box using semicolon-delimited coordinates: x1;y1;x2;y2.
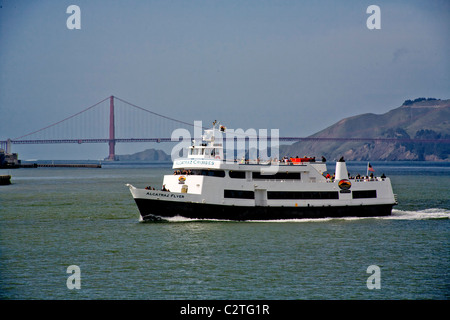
205;148;216;157
229;170;246;179
352;190;377;199
190;170;225;178
207;170;225;177
224;190;255;199
268;191;339;200
252;172;301;180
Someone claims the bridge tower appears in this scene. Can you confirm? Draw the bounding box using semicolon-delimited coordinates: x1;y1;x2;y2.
6;139;12;154
107;95;116;161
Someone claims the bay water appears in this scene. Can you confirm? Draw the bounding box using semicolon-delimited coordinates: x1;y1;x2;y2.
0;161;449;300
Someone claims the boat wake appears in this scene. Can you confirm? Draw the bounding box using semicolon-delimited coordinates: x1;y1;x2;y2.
155;208;450;223
388;208;450;220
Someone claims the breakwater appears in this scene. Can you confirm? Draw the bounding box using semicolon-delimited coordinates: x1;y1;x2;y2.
13;163;102;168
36;163;101;168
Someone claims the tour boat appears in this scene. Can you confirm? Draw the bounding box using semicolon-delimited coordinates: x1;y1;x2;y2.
127;124;397;221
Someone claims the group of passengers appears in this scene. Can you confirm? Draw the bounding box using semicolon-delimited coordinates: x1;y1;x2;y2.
280;155;328;163
144;184;170;192
174;169;192;175
322;172;386;181
352;173;386;180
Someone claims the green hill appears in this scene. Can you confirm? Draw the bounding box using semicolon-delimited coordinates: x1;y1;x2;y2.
280;98;450;161
115;148;171;161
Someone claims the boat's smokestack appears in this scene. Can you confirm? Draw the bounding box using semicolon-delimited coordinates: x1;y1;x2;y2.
335;157;348;180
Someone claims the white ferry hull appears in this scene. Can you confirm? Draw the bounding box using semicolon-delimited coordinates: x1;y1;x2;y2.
127;184;394;221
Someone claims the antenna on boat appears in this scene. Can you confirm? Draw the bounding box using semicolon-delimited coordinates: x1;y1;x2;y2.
211;120;226;133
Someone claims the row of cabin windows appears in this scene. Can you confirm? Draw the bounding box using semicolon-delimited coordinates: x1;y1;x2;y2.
224;190;255;199
352;190;377;199
179;171;378;200
184;170;300;180
190;170;226;177
224;189;377;199
268;191;339;200
252;172;300;180
179;171;380;197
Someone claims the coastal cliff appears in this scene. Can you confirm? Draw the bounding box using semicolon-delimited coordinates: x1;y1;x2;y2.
115;148;171;161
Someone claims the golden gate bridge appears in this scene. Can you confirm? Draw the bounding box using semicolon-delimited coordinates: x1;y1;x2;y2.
1;95;448;160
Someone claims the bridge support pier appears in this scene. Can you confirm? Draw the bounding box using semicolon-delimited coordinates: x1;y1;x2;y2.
6;139;12;154
107;95;116;161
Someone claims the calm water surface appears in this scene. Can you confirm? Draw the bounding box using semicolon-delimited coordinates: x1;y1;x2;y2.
0;161;449;300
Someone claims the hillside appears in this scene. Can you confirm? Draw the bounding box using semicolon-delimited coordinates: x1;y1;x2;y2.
280;98;450;161
115;148;171;161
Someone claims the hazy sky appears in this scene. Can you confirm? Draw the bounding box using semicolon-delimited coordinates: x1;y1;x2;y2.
1;0;449;159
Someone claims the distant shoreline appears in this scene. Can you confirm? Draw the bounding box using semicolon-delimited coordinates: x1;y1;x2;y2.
15;159;450;164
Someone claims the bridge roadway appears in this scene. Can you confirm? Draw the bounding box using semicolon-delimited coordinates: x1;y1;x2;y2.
2;137;450;145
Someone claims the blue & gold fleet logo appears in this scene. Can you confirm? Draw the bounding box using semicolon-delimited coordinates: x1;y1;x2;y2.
338;179;352;190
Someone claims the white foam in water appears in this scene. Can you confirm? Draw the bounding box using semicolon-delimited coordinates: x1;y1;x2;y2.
166;216;202;222
164;215;232;222
160;208;450;223
389;208;450;220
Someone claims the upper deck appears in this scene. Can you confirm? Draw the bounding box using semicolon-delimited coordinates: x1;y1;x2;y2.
176;122;327;174
173;157;328;174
